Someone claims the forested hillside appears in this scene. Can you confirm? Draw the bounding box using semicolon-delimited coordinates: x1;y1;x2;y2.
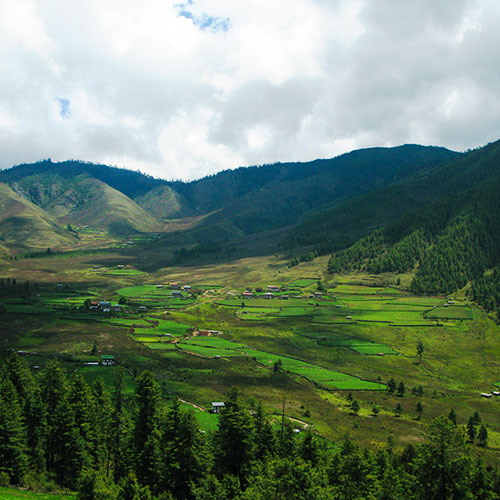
1;355;497;500
153;145;457;247
320;140;500;318
0;145;456;253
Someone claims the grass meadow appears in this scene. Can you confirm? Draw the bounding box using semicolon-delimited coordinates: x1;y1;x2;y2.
2;252;500;462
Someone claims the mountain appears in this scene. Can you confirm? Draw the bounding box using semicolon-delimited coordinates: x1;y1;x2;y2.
0;145;456;254
0;159;166;199
0;182;77;253
1;167;164;236
302;139;500;316
152;144;458;247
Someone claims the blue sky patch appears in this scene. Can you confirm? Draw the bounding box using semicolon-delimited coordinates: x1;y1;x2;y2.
56;98;71;118
175;1;230;33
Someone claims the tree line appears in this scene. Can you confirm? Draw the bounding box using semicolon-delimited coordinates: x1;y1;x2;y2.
327;184;500;318
1;355;499;499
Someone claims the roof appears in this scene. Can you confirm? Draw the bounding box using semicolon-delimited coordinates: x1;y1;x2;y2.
212;402;225;407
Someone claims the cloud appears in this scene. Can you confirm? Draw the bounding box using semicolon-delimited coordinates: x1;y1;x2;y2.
1;0;500;180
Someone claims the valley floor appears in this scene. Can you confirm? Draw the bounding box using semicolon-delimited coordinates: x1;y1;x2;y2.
1;251;499;462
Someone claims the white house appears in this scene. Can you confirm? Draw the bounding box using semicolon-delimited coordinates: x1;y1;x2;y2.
211;402;225;413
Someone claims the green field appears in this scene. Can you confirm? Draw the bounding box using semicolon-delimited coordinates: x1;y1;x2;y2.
425;305;474;320
0;487;75;499
317;337;397;355
177;344;244;357
288;278;319;287
3;251;500;467
187;337;246;349
105;268;145;276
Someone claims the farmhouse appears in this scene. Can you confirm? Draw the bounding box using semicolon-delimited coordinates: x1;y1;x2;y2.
169;282;180;289
139;305;147;312
267;285;280;292
481;393;492;398
211;402;225;413
112;304;122;312
101;355;115;366
183;285;192;291
117;265;124;269
156;285;164;289
315;292;323;298
98;301;111;312
172;290;182;298
263;292;274;299
243;291;254;298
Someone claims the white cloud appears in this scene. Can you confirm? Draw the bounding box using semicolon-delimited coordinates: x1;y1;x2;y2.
1;0;500;179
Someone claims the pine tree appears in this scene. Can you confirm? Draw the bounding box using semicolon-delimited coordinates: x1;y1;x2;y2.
252;402;275;461
414;417;472;500
134;371;162;491
397;381;405;397
448;408;457;425
213;388;254;480
111;373;133;484
416;402;423;420
299;428;321;466
387;378;396;393
416;341;424;364
162;400;207;499
0;378;28;484
394;403;402;417
467;416;476;443
477;425;488;448
351;399;360;416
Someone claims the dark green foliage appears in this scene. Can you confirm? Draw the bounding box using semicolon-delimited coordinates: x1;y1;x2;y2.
162;399;207;499
387;378;396;393
448;408;457;425
477;425;488;448
397;382;405;397
134;371;162;490
0;378;29;484
313;140;500;316
413;417;471;500
467;416;477;443
416;402;423;420
416;342;424;364
213;388;254;479
350;399;360;416
1;357;499;499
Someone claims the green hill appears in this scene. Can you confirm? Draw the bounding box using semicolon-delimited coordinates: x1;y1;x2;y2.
302;140;500;316
6;172;163;236
134;184;194;219
154;144;457;247
0;182;77;252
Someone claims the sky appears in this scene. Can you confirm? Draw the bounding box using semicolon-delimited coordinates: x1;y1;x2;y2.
1;0;500;181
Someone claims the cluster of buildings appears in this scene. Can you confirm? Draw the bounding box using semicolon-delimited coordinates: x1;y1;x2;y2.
241;285;323;300
156;282;193;298
87;300;122;313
